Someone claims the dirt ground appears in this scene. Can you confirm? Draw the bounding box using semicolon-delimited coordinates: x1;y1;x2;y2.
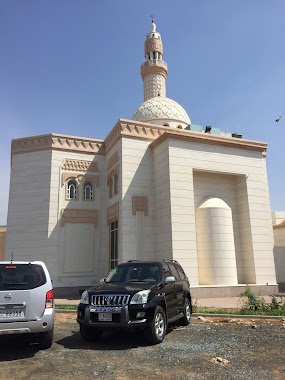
0;312;285;380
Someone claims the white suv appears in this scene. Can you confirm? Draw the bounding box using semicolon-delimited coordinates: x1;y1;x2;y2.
0;261;55;349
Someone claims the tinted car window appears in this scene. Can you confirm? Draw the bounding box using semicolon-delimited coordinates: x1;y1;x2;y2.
175;264;186;280
168;263;180;281
0;264;47;290
106;263;161;283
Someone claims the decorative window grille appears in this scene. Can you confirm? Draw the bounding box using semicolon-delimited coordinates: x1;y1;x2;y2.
84;182;93;200
67;180;77;199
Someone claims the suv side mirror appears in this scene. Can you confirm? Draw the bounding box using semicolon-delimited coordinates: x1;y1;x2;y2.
165;276;175;284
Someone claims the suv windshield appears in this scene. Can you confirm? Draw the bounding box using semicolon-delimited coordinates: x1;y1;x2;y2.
106;263;161;284
0;264;47;290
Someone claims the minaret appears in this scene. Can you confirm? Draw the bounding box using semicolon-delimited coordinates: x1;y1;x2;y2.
133;17;191;128
141;16;168;101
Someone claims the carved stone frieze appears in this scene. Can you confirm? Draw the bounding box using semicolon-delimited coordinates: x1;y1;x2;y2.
107;202;119;223
61;209;98;226
11;134;105;155
62;159;99;172
104;119;166;153
132;196;148;216
11;120;268;159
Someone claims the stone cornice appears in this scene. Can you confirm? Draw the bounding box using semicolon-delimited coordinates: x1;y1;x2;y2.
273;220;285;229
105;119;268;156
149;128;268;156
11;134;105;155
11;120;268;158
104;119;167;153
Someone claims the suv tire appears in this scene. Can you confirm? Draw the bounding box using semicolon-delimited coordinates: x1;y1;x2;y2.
80;324;102;341
39;327;54;350
180;297;192;326
145;306;166;344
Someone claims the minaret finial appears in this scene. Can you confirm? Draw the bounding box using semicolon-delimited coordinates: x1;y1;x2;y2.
150;14;156;32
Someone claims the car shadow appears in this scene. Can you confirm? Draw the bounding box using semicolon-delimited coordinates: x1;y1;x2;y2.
0;335;40;361
56;328;169;350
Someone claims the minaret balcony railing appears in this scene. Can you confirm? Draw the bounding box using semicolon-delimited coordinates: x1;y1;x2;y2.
142;60;167;69
141;60;168;79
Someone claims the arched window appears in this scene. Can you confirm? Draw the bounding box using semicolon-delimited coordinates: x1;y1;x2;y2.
177;125;183;129
109;176;113;199
114;173;118;195
83;182;93;200
67;180;77;199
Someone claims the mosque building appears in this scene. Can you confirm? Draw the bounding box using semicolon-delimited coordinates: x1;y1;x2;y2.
5;18;280;296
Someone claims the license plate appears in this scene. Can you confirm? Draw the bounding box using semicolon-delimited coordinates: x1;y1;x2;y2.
0;310;24;318
98;312;112;321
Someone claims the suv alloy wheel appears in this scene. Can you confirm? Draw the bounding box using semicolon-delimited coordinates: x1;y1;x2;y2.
145;306;166;344
180;297;192;326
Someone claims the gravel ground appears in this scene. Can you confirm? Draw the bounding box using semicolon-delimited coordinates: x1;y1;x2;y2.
0;312;285;380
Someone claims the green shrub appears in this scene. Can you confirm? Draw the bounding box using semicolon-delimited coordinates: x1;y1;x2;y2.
239;285;285;314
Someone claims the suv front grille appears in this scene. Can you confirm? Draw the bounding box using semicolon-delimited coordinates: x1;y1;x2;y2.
91;294;130;307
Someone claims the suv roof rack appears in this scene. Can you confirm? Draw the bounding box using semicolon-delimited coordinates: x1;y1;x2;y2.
162;259;179;263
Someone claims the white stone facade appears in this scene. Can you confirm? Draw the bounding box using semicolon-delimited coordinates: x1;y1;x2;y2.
5;120;278;290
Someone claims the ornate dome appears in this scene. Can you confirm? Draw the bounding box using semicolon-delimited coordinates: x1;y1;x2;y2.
133;96;191;126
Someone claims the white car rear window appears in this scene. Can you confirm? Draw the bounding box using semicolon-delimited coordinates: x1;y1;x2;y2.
0;264;47;290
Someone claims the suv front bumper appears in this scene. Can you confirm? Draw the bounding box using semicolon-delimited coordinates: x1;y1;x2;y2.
77;303;156;329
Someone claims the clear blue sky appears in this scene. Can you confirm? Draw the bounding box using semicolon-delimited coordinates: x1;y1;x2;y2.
0;0;284;225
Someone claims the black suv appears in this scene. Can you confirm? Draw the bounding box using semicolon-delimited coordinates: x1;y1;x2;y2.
77;260;192;344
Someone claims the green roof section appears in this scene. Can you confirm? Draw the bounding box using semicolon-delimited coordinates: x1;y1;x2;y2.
185;124;241;138
185;124;203;132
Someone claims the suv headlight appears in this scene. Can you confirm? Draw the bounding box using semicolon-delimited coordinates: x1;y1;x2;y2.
80;290;89;305
130;290;151;305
